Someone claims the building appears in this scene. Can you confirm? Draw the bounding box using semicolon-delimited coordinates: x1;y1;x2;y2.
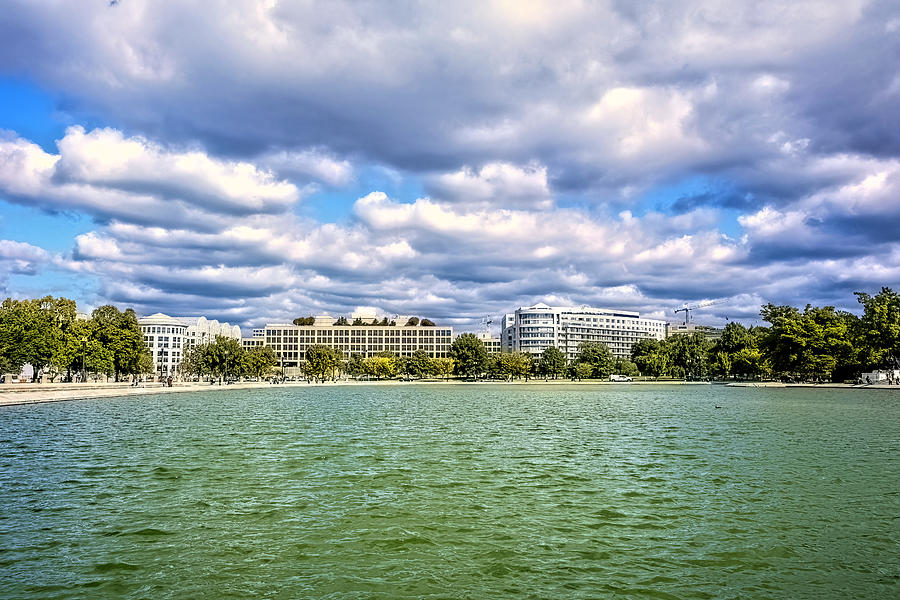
475;332;502;354
502;303;666;361
242;332;266;350
138;313;242;377
262;314;453;377
665;322;724;341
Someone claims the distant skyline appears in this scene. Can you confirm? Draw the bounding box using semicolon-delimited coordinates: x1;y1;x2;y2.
1;1;898;332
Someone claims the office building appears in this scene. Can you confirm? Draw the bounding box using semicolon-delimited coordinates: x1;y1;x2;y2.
262;314;453;376
502;303;666;361
138;313;242;377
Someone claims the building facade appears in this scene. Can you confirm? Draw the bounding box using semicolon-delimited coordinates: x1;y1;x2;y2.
262;315;453;376
502;303;666;361
475;332;502;354
138;313;242;377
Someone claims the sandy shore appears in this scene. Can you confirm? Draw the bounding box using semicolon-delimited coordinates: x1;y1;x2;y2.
1;378;895;407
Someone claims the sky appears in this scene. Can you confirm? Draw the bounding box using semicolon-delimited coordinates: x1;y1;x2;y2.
1;0;899;334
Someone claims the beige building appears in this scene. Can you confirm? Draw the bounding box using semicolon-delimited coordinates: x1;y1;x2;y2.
475;332;502;354
262;314;453;376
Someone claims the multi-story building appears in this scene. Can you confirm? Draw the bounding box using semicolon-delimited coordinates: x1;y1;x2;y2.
475;332;502;354
262;315;453;376
502;303;666;361
138;313;242;377
242;329;266;350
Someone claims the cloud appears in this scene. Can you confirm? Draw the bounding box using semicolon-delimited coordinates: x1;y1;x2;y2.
2;2;900;329
426;162;552;209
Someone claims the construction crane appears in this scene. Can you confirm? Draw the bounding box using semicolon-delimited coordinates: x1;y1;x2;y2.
673;299;727;325
481;316;493;335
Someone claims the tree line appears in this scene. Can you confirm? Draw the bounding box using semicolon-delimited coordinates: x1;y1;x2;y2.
292;315;436;326
0;296;152;382
630;287;900;382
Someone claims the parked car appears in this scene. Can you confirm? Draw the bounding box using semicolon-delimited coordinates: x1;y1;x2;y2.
609;374;633;382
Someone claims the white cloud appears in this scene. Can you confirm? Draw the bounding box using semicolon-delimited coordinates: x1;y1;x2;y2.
427;162;552;209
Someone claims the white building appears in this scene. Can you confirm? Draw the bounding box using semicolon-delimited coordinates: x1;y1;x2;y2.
502;303;666;361
138;313;242;377
262;314;453;377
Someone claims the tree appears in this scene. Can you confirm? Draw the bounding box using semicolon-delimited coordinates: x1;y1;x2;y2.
293;316;315;326
613;358;640;377
335;316;349;326
431;357;455;380
346;353;366;378
304;345;339;382
574;341;615;379
494;352;533;380
405;350;433;379
732;347;766;380
91;306;148;381
569;362;594;380
451;333;488;379
405;317;420;326
0;296;75;381
538;347;567;379
855;287;900;369
631;338;661;376
242;346;279;379
194;335;244;383
363;355;397;380
668;333;711;379
420;318;435;327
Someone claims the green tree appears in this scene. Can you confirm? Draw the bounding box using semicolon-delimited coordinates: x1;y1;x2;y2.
631;338;662;376
405;317;420;326
293;316;315;326
405;350;433;379
420;318;435;326
612;358;640;377
668;333;711;379
855;287;900;369
451;333;488;379
574;341;615;379
91;305;148;381
242;345;279;379
346;353;366;378
569;362;594;380
0;296;76;381
304;345;338;382
431;357;455;380
537;347;567;379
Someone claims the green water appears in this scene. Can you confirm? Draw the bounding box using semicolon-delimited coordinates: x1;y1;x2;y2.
1;385;898;599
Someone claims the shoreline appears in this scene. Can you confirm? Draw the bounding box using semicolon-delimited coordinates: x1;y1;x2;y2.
1;378;897;407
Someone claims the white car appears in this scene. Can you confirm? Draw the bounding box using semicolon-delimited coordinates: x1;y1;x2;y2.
609;374;633;382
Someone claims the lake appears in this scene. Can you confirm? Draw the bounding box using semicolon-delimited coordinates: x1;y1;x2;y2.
1;384;898;599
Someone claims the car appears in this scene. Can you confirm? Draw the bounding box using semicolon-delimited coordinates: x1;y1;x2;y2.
609;374;633;382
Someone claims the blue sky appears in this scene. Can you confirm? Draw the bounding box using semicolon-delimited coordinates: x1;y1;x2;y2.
1;0;899;332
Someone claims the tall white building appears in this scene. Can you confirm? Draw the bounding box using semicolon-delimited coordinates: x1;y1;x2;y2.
138;313;242;377
502;303;666;361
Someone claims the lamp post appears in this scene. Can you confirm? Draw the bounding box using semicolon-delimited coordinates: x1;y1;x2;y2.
81;336;87;383
223;349;229;385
